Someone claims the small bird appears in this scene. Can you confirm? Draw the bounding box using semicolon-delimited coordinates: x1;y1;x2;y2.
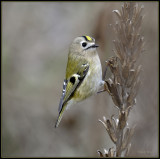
55;36;104;128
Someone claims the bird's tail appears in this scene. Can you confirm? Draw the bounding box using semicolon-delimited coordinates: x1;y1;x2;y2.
55;107;65;128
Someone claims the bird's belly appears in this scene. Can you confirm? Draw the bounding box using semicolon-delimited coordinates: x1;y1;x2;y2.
74;64;102;102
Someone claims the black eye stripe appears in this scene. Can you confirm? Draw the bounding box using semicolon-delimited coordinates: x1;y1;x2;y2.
70;76;75;85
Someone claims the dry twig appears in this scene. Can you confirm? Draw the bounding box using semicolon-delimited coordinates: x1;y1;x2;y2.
98;2;144;157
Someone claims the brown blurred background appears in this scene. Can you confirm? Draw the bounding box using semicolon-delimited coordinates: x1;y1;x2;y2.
2;2;158;157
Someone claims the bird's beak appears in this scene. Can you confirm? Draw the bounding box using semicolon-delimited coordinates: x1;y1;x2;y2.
85;44;99;50
94;44;99;48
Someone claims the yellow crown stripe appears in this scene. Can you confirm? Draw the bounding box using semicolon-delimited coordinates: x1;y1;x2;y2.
85;36;92;41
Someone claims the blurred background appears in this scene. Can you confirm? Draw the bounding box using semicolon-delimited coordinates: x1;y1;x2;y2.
2;2;158;157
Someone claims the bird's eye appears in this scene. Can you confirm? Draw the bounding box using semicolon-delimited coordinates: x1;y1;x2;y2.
82;42;87;47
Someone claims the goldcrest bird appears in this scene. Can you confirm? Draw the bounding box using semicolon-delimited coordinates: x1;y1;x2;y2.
55;35;104;128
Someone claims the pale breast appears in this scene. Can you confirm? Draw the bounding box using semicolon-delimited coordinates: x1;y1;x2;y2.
74;54;102;101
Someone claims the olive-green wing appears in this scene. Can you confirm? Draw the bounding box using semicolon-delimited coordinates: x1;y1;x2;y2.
58;62;89;113
55;56;89;128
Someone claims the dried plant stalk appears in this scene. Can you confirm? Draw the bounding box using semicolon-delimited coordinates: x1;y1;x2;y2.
98;2;144;157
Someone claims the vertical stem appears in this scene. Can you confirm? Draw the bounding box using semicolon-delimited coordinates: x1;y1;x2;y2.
98;2;144;157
